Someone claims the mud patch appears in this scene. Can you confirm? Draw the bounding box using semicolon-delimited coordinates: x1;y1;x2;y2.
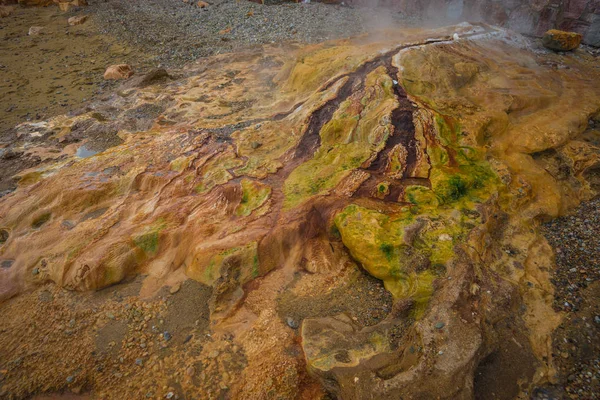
162;280;212;345
277;268;393;329
66;120;124;153
89;274;144;305
474;318;538;400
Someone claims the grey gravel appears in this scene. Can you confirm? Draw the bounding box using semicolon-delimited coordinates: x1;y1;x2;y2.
543;197;600;313
286;316;299;329
533;197;600;399
88;0;418;68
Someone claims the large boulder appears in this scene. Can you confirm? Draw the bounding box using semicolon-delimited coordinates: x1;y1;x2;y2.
542;29;583;51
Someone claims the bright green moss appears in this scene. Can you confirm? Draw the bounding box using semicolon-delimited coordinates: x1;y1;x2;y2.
133;231;159;256
132;218;167;257
235;179;271;217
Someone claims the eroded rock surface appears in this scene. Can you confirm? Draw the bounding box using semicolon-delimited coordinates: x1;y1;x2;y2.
0;24;599;399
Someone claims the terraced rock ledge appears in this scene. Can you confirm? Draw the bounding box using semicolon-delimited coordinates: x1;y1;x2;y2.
0;23;599;399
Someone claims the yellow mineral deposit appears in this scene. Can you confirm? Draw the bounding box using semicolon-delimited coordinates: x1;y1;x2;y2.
0;23;599;399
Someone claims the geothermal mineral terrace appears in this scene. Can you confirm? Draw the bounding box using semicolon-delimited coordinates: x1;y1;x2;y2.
0;3;599;399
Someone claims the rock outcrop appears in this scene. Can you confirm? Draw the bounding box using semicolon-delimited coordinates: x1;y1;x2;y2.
542;29;583;51
67;14;87;26
103;64;134;80
0;24;599;398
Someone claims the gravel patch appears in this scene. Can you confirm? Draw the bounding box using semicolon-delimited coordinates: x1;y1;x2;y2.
89;0;417;67
534;197;600;399
543;198;600;313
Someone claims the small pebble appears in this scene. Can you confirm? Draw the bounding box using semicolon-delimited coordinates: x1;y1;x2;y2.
286;317;299;329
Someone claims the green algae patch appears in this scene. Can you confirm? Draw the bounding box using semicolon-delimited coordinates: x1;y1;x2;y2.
187;242;259;287
133;231;159;256
405;186;440;207
31;212;52;229
235;179;271;217
376;181;390;199
430;164;497;205
170;155;194;172
334;205;429;299
419;114;501;207
132;218;168;258
19;171;43;186
284;66;398;209
334;200;483;313
195;149;244;194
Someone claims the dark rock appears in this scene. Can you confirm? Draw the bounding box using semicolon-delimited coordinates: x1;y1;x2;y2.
120;69;170;90
0;228;8;244
286;317;299;329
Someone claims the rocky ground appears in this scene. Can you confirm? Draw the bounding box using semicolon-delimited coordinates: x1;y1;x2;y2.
533;198;600;399
0;5;145;134
89;0;417;67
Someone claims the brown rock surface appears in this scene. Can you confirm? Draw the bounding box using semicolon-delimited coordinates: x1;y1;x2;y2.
27;25;43;35
103;64;134;80
0;24;599;399
542;29;583;51
0;5;13;16
57;1;69;11
17;0;52;5
67;15;87;26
